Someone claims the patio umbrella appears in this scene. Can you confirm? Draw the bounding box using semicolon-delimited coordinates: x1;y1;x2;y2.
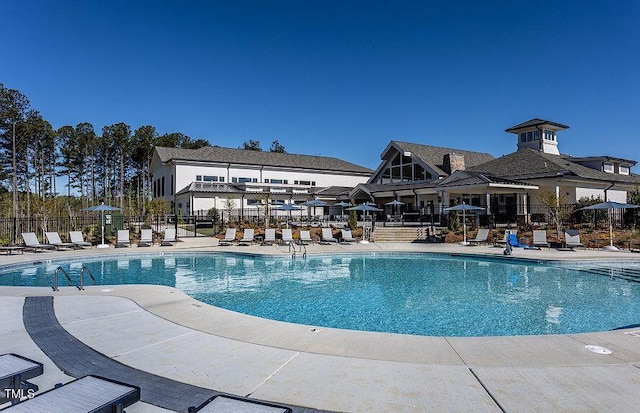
385;199;405;215
81;203;122;248
334;201;351;220
443;203;485;245
277;204;302;228
580;201;640;251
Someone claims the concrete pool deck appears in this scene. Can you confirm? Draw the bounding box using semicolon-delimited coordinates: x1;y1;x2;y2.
2;239;640;412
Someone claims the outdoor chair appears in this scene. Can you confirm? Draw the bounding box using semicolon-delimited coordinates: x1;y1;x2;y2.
299;230;313;245
533;230;550;249
0;353;43;405
116;230;130;248
564;229;585;249
321;227;338;243
468;228;489;246
188;394;291;413
45;232;75;250
495;230;517;247
263;228;276;245
220;228;236;246
69;231;92;248
21;232;55;252
137;229;153;247
341;229;356;244
239;228;255;245
161;228;176;246
2;375;140;413
281;228;294;245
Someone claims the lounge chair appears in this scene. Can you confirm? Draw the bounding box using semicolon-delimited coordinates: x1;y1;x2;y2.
468;228;489;246
220;228;236;246
3;375;140;413
69;231;92;248
116;230;130;248
533;230;550;249
495;230;517;247
0;353;43;405
299;230;313;245
45;232;75;250
281;228;294;245
161;228;176;246
137;229;153;247
239;228;255;245
564;229;585;249
341;229;356;244
189;394;291;413
321;227;338;243
21;232;55;252
263;228;276;245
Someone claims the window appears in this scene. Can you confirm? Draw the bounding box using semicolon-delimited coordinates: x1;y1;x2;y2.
603;163;614;173
203;176;218;182
298;180;311;186
161;176;165;196
520;133;526;142
232;177;256;183
534;130;540;140
196;175;202;181
171;175;174;195
527;131;533;141
312;181;316;186
270;179;283;184
219;177;224;182
619;166;630;175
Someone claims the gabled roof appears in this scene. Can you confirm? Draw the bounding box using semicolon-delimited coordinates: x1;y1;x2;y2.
505;118;569;133
387;141;495;176
435;170;537;189
155;146;373;175
468;148;640;184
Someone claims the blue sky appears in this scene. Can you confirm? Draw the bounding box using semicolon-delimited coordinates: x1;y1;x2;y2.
1;1;639;170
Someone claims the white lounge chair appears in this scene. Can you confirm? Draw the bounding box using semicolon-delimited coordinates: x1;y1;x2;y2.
189;394;291;413
3;375;140;413
564;229;585;249
533;230;550;249
220;228;236;245
468;228;490;246
21;232;55;252
69;231;92;248
0;353;43;405
263;228;276;245
161;228;176;246
239;228;255;245
299;230;313;245
321;228;338;243
137;229;153;247
281;228;294;245
116;230;130;248
341;229;356;244
45;232;75;250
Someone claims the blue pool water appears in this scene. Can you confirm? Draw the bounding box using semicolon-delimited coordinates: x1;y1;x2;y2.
2;253;640;337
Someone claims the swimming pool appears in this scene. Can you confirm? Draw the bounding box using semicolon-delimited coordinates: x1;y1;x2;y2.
2;253;640;337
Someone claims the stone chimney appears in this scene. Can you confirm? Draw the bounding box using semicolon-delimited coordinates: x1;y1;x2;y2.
443;153;465;174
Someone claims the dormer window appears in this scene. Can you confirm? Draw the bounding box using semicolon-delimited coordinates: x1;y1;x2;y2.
619;166;630;175
520;133;526;143
603;163;614;173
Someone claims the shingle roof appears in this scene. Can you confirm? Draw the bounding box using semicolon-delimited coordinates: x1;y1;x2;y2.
155;146;373;174
175;182;245;195
505;118;569;132
436;170;537;189
390;141;495;176
468;148;640;184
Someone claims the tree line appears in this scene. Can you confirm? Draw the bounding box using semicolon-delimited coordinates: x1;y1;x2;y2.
0;82;285;219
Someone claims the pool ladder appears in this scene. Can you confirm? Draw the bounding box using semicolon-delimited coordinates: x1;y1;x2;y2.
52;266;96;291
287;241;307;259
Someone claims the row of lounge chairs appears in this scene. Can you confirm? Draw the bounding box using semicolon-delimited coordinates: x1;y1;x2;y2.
467;228;586;250
220;227;357;246
0;352;290;412
15;229;177;252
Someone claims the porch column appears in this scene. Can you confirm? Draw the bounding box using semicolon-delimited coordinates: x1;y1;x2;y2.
554;185;560;207
484;192;491;214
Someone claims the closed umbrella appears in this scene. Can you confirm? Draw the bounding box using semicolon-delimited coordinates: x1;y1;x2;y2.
277;204;302;228
580;201;640;251
81;203;122;248
443;203;485;245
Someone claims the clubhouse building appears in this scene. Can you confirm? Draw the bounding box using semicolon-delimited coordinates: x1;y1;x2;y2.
151;118;640;225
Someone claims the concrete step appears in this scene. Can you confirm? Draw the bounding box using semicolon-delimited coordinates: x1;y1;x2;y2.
373;227;428;242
